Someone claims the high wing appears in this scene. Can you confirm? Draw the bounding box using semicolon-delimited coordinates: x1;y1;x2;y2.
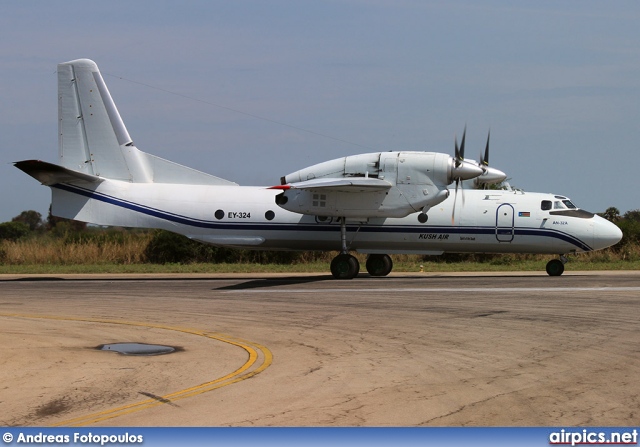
272;177;392;192
272;151;488;219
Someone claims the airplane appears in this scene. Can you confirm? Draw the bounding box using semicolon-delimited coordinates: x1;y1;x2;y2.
15;59;623;279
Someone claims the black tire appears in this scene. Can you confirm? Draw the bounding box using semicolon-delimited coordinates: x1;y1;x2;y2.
330;254;360;279
546;259;565;276
366;254;393;277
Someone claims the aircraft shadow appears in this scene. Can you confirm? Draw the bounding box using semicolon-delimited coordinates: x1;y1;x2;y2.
214;275;334;290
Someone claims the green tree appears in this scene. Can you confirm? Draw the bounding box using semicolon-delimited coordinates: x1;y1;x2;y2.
623;209;640;222
602;206;621;222
11;210;43;231
610;209;640;250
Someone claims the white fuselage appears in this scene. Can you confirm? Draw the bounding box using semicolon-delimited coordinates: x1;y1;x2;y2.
51;180;620;256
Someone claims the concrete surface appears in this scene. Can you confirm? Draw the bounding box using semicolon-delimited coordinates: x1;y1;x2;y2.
1;271;638;426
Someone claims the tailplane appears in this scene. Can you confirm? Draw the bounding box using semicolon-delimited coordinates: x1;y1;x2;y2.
56;59;236;186
15;160;102;185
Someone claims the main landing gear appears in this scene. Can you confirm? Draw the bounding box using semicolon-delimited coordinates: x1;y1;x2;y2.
329;218;393;279
330;253;394;279
546;255;568;276
330;253;360;279
366;254;393;277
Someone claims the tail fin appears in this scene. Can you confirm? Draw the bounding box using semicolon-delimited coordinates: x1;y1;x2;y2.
57;59;236;186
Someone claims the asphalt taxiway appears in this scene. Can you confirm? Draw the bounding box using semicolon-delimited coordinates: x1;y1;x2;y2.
1;271;639;426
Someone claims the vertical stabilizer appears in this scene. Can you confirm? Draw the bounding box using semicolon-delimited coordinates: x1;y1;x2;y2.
58;59;152;182
57;59;236;186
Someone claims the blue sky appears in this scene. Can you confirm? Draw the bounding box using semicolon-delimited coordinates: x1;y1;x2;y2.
1;1;639;223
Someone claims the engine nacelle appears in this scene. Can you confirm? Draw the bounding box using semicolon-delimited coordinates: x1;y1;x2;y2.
276;151;482;218
282;151;454;186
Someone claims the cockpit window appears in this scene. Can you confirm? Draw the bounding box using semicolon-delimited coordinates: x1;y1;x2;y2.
546;197;592;218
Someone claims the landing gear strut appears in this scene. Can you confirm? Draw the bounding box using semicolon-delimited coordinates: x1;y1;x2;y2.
546;255;568;276
329;218;395;279
330;218;360;279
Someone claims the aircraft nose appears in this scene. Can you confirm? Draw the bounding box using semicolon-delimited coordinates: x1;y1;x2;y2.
592;215;623;250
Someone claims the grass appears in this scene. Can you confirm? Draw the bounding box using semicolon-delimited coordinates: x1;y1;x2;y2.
1;231;639;275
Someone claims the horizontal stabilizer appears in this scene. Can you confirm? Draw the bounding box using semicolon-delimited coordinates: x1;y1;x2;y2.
274;177;392;193
14;160;103;186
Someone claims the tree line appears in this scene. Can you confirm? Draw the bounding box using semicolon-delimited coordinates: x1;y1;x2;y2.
0;209;319;264
1;207;638;265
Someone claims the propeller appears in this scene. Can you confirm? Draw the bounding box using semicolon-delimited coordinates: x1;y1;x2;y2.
451;127;480;223
473;130;507;189
450;128;508;222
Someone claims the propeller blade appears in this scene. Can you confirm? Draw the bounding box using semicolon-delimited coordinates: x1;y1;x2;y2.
482;130;490;167
459;126;466;161
454;136;461;167
461;178;466;206
451;179;459;224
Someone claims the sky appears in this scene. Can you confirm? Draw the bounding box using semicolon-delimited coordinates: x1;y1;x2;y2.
1;1;639;223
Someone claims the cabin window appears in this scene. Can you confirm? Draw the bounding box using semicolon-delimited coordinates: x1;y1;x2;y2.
541;200;552;211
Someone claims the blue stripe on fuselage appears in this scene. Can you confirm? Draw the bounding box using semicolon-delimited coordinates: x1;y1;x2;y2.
53;183;593;252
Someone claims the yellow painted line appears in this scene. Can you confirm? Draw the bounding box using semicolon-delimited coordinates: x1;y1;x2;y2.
0;313;272;426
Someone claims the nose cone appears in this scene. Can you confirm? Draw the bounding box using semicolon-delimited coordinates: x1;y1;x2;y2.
592;215;623;250
452;160;484;181
476;166;507;186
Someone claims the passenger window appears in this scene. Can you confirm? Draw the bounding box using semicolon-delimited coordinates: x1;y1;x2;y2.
541;200;552;211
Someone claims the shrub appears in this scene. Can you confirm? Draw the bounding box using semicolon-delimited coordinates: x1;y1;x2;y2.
0;221;30;241
143;230;322;264
144;230;201;263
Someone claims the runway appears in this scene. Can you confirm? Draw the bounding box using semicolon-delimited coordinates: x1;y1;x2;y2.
1;271;639;426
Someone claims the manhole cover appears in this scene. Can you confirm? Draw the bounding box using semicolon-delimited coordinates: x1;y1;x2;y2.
98;343;177;356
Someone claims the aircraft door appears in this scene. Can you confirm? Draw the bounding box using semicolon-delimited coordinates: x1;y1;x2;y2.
495;203;514;242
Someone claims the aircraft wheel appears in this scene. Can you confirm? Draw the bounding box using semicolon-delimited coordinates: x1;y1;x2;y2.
546;259;565;276
366;254;393;277
330;254;360;279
